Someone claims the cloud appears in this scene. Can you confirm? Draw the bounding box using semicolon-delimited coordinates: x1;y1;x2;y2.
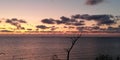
52;16;72;25
73;22;85;26
36;25;49;29
60;16;82;26
72;14;115;25
41;16;74;25
41;18;55;24
72;14;90;20
40;14;117;29
18;20;27;23
55;20;63;24
71;14;81;19
98;20;115;25
60;16;71;23
5;18;27;29
6;19;12;23
86;0;104;5
41;16;83;26
11;18;18;21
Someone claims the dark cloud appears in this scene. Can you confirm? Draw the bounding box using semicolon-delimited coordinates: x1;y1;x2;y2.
11;18;18;21
60;16;71;23
89;15;115;25
72;14;89;20
87;15;111;20
86;0;104;5
41;18;55;24
6;19;12;23
98;20;115;25
79;14;90;20
73;22;85;26
56;16;81;25
41;16;82;26
70;19;77;22
40;14;117;28
72;14;115;25
36;25;49;29
18;20;27;23
55;20;63;24
41;16;72;25
71;14;81;19
72;14;91;20
6;18;27;24
5;18;27;29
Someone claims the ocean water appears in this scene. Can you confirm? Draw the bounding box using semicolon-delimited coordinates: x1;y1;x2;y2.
0;36;120;60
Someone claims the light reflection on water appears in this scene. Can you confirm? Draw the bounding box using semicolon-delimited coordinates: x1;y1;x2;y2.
0;37;120;60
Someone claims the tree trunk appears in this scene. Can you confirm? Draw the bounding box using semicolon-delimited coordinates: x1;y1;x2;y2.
67;51;70;60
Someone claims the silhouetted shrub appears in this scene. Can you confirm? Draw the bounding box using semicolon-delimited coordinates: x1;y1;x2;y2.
95;54;113;60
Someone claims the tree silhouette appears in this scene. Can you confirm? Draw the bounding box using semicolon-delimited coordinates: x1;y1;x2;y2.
95;54;113;60
65;33;82;60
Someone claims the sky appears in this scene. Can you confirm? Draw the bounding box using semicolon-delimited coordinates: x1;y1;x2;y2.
0;0;119;24
0;0;120;32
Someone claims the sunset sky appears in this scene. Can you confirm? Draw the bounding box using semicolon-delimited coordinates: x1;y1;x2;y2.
0;0;120;32
0;0;119;23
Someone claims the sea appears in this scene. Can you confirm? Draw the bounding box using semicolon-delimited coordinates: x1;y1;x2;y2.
0;36;120;60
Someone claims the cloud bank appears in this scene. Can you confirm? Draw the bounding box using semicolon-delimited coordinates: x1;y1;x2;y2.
41;14;116;26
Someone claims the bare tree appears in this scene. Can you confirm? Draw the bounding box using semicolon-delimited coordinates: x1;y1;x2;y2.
65;33;82;60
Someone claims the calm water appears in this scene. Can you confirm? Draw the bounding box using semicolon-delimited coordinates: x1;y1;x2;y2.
0;37;120;60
